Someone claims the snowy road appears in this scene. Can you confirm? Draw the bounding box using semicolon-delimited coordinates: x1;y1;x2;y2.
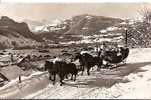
1;48;151;99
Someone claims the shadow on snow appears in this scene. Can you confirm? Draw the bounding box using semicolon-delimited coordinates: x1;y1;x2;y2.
66;61;151;88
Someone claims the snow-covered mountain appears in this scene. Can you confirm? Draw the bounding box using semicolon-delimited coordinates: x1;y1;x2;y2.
30;14;123;34
29;14;124;45
28;19;68;33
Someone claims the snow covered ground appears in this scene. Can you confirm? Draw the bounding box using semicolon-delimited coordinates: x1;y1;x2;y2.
1;48;151;99
59;32;123;45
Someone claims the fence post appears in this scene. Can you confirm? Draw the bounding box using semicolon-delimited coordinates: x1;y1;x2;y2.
19;74;21;83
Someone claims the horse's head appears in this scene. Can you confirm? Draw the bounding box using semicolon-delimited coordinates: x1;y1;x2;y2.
82;53;91;59
119;47;129;54
44;60;53;71
125;47;129;52
44;60;49;71
73;52;81;61
119;47;129;59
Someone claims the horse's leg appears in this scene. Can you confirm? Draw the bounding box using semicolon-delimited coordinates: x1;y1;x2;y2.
65;74;68;79
74;74;76;81
106;62;111;69
81;66;84;75
97;66;100;71
60;79;63;86
102;63;106;69
71;74;73;80
87;66;91;75
59;73;65;86
60;75;65;86
49;73;52;81
52;74;56;85
97;63;101;71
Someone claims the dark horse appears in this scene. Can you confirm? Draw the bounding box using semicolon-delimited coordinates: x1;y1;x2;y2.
44;60;78;86
98;47;129;68
74;52;103;75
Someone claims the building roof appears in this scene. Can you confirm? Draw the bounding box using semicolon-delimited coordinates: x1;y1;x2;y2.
0;65;25;80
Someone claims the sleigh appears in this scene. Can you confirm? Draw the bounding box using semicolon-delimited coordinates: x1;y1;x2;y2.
100;46;129;69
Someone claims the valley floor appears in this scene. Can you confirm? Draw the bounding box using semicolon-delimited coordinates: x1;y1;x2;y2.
0;48;151;99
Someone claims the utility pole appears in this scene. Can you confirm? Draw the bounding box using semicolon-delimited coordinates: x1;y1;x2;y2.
125;29;128;47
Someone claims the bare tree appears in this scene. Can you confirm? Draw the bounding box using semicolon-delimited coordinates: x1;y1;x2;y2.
139;6;151;23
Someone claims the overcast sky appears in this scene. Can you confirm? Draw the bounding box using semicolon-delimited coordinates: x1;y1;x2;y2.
0;3;150;21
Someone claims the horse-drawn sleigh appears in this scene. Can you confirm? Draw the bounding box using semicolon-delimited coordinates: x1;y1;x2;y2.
73;44;129;75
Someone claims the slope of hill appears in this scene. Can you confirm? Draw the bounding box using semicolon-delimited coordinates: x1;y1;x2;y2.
0;16;42;49
0;16;42;41
64;14;123;35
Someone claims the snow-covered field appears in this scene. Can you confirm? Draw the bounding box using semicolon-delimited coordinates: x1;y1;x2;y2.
1;48;151;99
59;32;123;45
